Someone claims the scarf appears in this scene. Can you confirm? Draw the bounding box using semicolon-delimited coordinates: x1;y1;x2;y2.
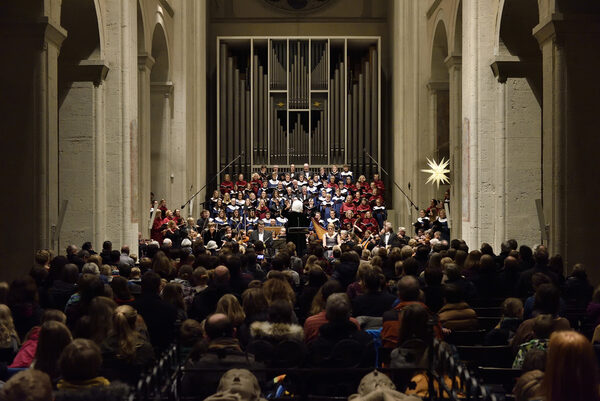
57;376;110;390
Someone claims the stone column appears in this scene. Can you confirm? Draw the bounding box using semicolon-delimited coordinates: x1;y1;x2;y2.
150;82;174;203
445;55;462;239
0;16;66;280
534;13;600;282
58;61;109;251
138;53;154;237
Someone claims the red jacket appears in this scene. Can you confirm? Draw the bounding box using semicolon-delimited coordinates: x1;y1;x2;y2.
220;181;234;194
235;180;247;192
341;202;356;215
9;326;40;368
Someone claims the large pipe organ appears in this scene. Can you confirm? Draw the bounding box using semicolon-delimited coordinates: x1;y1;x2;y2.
217;37;381;177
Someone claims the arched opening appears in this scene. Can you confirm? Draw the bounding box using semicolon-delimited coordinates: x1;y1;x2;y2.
150;23;172;203
58;0;104;251
137;1;152;238
494;0;542;246
426;20;450;208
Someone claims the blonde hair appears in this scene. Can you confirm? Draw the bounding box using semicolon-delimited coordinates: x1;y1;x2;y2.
215;294;246;327
113;305;142;361
0;305;17;344
263;278;296;305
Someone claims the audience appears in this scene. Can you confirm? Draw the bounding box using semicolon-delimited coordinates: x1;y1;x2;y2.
1;166;599;400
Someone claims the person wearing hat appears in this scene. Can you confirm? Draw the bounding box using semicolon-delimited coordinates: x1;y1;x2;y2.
206;241;219;255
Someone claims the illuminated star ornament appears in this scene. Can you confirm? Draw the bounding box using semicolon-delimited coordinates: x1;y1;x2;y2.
421;157;450;188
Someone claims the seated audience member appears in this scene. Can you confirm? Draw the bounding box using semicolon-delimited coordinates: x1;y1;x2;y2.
161;282;188;328
563;263;593;309
588;286;600;328
444;264;476;302
46;264;79;311
513;314;553;369
10;309;66;368
55;339;130;401
0;304;20;359
0;369;53;401
297;267;328;321
522;273;566;320
304;280;361;344
238;288;269;346
437;284;478;331
351;269;396;317
511;283;570;352
422;268;444;313
539;331;600;401
190;266;234;323
381;276;441;348
250;299;304;344
8;276;43;339
215;294;246;331
183;314;264;400
390;303;432;369
310;293;373;365
74;296;116;345
513;370;544;401
180;319;203;349
110;276;135;306
32;321;73;383
485;297;524;345
100;305;155;384
132;271;177;351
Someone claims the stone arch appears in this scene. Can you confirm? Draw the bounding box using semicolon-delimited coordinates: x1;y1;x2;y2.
137;0;147;54
429;19;450;162
150;22;170;82
451;0;462;55
150;21;172;203
430;19;450;82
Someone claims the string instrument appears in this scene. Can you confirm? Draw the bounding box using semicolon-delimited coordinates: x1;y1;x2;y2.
312;218;327;240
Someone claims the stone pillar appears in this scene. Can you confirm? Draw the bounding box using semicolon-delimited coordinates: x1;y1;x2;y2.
58;61;109;251
138;53;154;237
194;0;208;217
534;13;600;282
0;15;65;280
445;55;462;239
150;82;174;203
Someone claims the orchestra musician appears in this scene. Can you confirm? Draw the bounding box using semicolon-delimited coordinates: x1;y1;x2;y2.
249;221;273;249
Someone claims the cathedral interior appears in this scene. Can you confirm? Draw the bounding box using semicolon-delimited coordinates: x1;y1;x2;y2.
0;1;600;400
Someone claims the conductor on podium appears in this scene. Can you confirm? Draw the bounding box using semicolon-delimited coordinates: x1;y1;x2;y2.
283;199;310;256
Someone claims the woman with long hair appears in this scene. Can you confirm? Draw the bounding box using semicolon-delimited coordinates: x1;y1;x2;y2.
0;305;19;355
33;321;72;382
76;296;117;345
162;283;187;326
540;330;600;401
215;294;246;328
100;305;154;384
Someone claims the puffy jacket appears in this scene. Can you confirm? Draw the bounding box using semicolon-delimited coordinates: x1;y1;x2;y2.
438;302;478;331
9;326;40;368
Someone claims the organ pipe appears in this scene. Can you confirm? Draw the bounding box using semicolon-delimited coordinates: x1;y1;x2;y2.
217;39;378;179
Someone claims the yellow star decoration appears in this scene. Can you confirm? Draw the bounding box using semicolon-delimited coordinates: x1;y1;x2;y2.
277;102;285;107
421;157;450;188
313;101;321;107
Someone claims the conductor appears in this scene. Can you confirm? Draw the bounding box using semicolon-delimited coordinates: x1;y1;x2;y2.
283;199;310;256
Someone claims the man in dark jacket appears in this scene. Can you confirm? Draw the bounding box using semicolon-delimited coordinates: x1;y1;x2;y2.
310;293;373;367
182;314;264;399
131;271;176;351
190;265;235;322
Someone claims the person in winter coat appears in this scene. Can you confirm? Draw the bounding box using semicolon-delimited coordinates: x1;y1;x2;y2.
250;300;304;344
437;284;478;331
